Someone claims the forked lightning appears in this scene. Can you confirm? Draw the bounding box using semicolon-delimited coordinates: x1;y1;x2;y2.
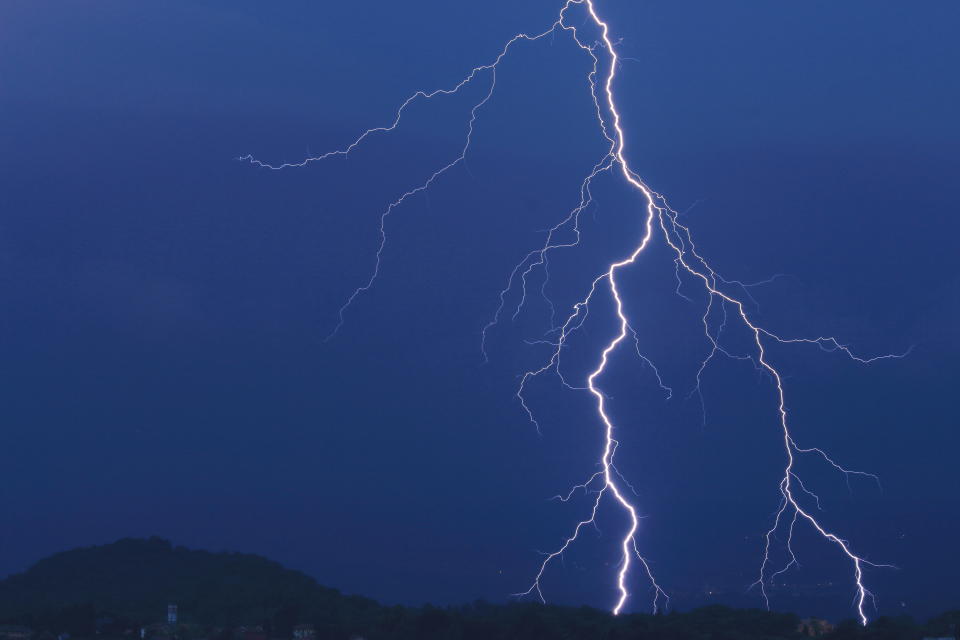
243;0;906;623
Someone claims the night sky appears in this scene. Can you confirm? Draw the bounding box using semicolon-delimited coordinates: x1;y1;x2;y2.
2;0;958;623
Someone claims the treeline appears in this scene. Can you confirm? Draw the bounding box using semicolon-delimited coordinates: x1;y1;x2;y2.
0;538;955;640
6;601;960;640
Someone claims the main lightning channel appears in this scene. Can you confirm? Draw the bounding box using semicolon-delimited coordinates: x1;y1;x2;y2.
244;0;907;623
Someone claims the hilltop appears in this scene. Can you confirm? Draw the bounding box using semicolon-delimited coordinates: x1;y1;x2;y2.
0;537;376;630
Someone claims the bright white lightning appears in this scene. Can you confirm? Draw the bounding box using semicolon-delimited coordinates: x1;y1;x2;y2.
243;0;908;624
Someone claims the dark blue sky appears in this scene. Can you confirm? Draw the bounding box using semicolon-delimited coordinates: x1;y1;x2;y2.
1;0;958;623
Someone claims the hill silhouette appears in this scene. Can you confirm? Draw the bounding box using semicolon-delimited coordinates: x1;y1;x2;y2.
0;537;376;630
0;538;955;640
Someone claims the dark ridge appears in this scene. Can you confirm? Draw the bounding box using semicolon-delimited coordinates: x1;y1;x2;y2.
0;538;955;640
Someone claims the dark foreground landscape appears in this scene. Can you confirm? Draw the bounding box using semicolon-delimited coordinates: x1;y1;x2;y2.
0;539;954;640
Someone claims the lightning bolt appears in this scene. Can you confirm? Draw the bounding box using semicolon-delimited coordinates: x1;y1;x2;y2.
243;0;908;624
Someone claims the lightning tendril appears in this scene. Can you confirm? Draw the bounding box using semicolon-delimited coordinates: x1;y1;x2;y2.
243;0;907;623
